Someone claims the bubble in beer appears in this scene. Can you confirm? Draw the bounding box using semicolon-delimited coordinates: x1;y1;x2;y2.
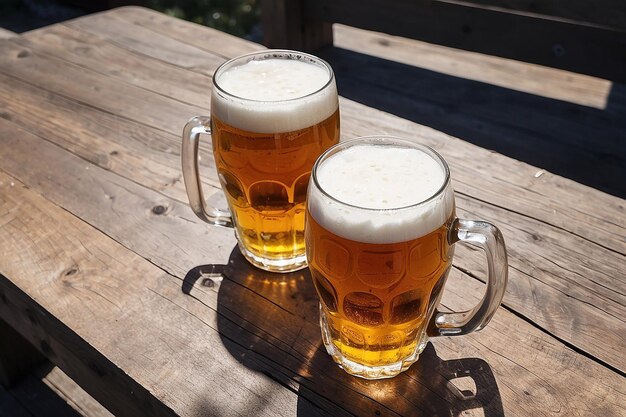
344;292;385;326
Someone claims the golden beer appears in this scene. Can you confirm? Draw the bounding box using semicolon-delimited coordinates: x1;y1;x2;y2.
306;212;455;370
212;109;339;265
183;50;339;273
305;137;458;378
306;136;508;379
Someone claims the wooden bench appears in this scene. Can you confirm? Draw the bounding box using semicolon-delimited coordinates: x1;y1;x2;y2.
0;28;16;39
263;1;626;199
262;0;626;82
0;6;624;417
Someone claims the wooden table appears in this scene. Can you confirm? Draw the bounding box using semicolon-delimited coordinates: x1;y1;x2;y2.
0;6;624;417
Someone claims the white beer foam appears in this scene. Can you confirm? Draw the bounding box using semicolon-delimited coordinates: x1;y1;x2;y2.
309;145;455;244
212;59;338;133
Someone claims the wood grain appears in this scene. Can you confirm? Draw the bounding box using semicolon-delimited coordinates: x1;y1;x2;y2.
0;9;624;372
332;24;612;109
0;7;625;416
43;366;113;417
0;40;203;135
20;24;215;109
1;167;625;417
0;171;300;417
62;6;262;65
1;101;624;375
2;9;623;254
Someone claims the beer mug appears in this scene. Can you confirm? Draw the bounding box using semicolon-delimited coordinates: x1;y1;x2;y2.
305;136;508;379
182;50;339;273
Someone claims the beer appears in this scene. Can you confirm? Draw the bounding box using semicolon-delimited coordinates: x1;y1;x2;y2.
210;54;339;271
306;141;456;378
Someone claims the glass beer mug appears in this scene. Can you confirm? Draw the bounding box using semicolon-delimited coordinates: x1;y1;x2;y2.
305;136;508;379
182;50;339;273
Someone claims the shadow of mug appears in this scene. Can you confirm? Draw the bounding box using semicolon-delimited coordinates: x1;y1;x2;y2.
183;247;503;416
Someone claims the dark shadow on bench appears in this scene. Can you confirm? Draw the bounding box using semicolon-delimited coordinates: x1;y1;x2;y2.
317;46;626;198
183;247;504;417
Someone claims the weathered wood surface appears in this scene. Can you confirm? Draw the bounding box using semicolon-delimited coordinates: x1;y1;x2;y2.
0;28;16;40
43;366;113;417
0;6;624;417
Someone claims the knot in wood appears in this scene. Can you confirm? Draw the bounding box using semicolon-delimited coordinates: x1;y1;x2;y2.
201;278;215;288
65;267;79;276
152;205;167;215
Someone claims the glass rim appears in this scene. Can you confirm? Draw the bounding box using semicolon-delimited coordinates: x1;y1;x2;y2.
212;49;335;104
311;136;452;212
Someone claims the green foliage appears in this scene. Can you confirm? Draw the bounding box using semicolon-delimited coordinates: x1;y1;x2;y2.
147;0;260;38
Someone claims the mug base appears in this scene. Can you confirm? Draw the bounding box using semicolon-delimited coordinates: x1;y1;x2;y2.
319;306;428;380
238;244;308;273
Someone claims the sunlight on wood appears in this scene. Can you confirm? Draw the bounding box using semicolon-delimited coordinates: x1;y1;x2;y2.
334;24;612;109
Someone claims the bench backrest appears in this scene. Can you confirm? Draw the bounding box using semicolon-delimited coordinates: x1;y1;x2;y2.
262;0;626;81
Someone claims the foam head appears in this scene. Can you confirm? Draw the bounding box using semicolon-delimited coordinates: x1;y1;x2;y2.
211;53;338;134
308;141;455;244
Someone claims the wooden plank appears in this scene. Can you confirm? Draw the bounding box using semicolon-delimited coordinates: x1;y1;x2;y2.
0;40;203;135
19;24;214;109
42;367;114;417
0;115;234;276
1;167;625;416
63;6;262;63
0;172;306;417
0;72;221;205
2;363;112;417
2;113;624;373
306;0;626;81
107;6;263;58
0;28;16;40
333;24;612;110
55;12;227;75
325;46;624;157
8;367;86;417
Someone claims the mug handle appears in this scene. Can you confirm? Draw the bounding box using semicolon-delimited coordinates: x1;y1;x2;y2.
181;116;233;227
428;218;508;336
